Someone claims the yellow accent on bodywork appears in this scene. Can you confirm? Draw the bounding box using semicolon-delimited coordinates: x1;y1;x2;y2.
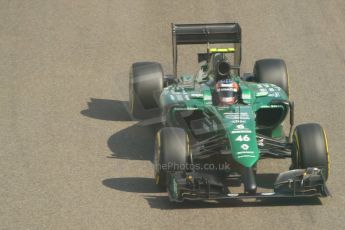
208;47;235;53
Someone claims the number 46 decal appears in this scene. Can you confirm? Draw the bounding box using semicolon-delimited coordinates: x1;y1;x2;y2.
235;135;250;142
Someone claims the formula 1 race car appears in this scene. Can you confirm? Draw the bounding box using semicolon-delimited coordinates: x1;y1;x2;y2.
128;23;330;202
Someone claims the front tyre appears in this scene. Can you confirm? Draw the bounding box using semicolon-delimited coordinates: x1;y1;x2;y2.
254;59;289;96
129;62;163;119
291;123;330;181
154;127;189;189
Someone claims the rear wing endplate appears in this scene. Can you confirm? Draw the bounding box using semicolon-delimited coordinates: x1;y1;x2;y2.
172;23;242;76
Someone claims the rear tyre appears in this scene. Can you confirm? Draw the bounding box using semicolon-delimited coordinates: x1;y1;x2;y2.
253;59;289;96
292;123;330;181
129;62;163;119
154;127;189;189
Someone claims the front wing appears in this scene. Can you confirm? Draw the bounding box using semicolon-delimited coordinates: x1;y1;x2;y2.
167;168;330;202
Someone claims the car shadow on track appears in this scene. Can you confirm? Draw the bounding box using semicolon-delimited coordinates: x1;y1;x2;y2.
256;173;279;189
102;177;162;193
102;176;323;209
80;98;132;121
107;124;157;161
81;98;158;161
144;195;322;209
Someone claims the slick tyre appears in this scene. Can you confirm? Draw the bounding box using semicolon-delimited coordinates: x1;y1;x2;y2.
129;62;163;119
292;123;330;181
254;59;289;96
154;127;189;189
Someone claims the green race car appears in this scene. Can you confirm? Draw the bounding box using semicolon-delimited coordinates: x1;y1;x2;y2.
129;23;330;202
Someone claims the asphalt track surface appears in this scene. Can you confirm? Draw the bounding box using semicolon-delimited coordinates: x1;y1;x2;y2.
1;0;345;229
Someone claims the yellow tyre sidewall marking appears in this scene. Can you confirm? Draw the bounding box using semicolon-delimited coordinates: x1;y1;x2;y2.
130;89;134;113
286;68;290;98
154;131;161;184
293;131;300;168
129;77;134;114
322;128;330;178
186;133;190;157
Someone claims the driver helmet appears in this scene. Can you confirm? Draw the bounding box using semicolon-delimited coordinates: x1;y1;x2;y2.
215;79;239;105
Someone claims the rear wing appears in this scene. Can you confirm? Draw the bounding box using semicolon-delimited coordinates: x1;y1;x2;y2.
172;23;242;76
